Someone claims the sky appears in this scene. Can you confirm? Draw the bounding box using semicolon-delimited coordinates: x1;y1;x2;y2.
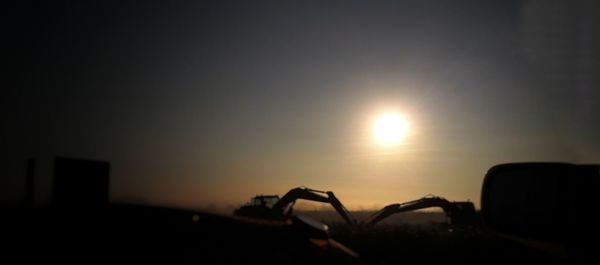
3;0;599;211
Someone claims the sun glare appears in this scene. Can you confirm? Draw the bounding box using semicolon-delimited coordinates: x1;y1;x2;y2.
373;113;409;146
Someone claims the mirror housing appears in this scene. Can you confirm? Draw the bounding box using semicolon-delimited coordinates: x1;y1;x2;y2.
481;162;598;258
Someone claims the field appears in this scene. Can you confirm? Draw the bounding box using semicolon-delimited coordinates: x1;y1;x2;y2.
298;210;567;264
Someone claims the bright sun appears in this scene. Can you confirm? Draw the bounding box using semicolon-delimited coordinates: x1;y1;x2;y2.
373;113;409;146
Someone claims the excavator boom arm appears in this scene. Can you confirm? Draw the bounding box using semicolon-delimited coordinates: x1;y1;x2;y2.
326;191;357;225
270;187;357;225
365;196;469;226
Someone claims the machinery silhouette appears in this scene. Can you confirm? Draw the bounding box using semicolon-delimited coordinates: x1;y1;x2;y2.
234;187;476;227
234;186;358;225
363;195;477;226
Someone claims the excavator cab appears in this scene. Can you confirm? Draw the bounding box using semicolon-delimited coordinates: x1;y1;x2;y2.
234;195;283;220
249;195;280;208
447;201;477;225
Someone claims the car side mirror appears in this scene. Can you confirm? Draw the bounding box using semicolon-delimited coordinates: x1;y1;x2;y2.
481;162;598;260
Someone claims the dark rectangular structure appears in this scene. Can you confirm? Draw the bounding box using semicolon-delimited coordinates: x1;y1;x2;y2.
52;157;110;207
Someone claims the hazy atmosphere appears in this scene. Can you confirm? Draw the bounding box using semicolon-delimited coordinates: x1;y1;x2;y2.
3;0;599;211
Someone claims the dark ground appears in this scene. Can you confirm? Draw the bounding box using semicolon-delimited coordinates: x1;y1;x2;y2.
298;210;568;264
1;206;570;264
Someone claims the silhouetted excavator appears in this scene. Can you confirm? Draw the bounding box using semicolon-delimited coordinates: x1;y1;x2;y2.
234;187;358;225
363;195;477;226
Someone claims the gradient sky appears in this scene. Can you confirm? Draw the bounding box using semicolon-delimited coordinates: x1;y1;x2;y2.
3;0;599;211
